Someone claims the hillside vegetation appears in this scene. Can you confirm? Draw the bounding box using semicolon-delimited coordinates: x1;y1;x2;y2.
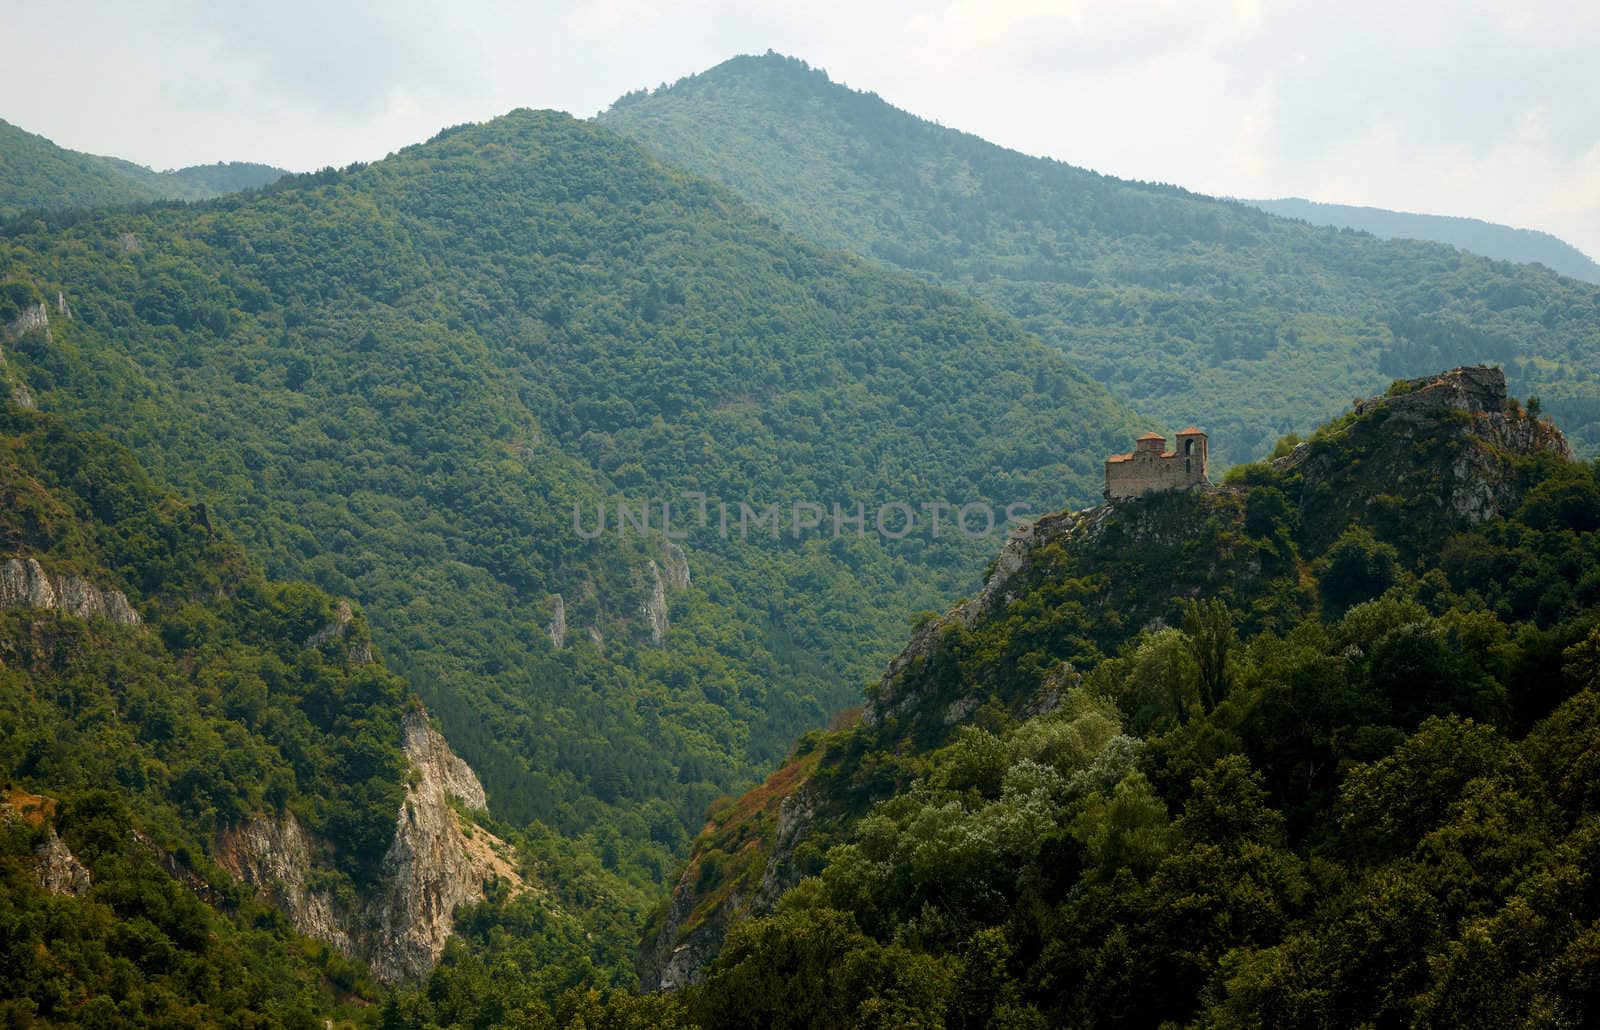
0;117;284;216
601;54;1600;464
1246;196;1600;284
604;368;1600;1027
0;399;409;1024
0;109;1137;903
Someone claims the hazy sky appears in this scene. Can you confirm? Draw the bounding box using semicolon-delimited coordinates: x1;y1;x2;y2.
5;0;1597;259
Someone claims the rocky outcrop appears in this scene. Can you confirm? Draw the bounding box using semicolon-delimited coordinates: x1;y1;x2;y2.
0;557;141;625
366;708;494;981
217;706;522;983
8;301;49;339
663;543;691;589
216;812;353;952
547;593;566;649
2;790;92;897
1294;366;1572;544
865;506;1093;727
641;559;668;647
303;600;375;663
34;826;92;897
304;600;354;648
638;760;825;991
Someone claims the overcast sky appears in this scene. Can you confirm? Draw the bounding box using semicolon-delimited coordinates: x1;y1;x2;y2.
5;0;1597;259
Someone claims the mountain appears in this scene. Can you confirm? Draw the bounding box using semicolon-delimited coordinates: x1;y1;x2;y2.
631;366;1600;1027
599;53;1600;463
0;117;285;216
0;386;547;1019
0;108;1138;924
1245;196;1600;284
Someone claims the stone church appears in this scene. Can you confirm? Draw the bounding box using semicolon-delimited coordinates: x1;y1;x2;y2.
1105;428;1209;500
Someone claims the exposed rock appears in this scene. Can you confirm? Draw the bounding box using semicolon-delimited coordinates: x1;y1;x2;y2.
588;625;605;650
1296;366;1572;541
8;302;48;339
304;600;354;648
3;791;92;897
116;232;140;253
131;828;229;908
639;772;824;992
33;826;92;897
365;708;493;982
55;291;70;320
218;707;522;983
663;543;691;589
547;593;566;649
0;557;141;625
640;559;668;646
302;599;375;663
865;507;1089;727
216;811;353;952
11;383;35;410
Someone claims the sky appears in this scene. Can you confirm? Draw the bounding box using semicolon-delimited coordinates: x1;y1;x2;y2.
4;0;1598;260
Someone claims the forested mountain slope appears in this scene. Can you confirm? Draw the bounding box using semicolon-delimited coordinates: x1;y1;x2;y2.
1247;196;1600;284
601;54;1600;464
0;109;1137;902
630;367;1600;1028
0;117;285;216
0;388;429;1022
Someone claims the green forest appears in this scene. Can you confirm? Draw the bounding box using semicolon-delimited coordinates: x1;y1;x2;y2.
0;402;408;1024
1245;197;1600;284
557;372;1600;1027
0;118;284;218
0;108;1135;920
601;53;1600;464
2;42;1599;1029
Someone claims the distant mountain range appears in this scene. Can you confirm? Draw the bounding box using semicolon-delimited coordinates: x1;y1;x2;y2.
0;117;286;217
1244;196;1600;284
601;53;1600;463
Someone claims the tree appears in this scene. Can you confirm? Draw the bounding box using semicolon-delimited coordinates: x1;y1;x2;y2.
1182;598;1235;714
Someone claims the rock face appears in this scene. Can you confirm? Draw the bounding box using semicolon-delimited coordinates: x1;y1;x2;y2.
0;557;141;625
365;708;493;981
1290;366;1572;545
215;811;352;952
8;302;49;339
547;593;566;649
663;543;691;590
34;826;91;897
217;706;520;983
2;790;92;898
302;599;375;663
641;559;668;647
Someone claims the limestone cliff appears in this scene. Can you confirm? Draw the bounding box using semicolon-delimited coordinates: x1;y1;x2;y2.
3;791;92;897
216;706;525;983
641;559;669;646
34;826;92;896
547;592;567;649
0;557;141;625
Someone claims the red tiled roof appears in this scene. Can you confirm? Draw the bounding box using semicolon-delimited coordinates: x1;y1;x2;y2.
1136;432;1165;441
1177;426;1205;435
